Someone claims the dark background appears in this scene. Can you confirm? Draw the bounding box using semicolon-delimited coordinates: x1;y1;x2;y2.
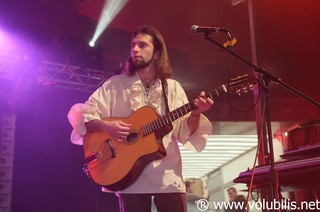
0;0;319;211
12;85;120;211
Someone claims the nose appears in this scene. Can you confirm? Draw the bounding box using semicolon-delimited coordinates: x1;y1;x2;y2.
131;44;139;53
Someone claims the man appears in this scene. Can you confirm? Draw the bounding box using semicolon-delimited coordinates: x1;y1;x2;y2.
68;26;213;212
185;181;209;212
225;187;246;212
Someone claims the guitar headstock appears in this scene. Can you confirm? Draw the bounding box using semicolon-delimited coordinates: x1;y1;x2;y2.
227;74;256;95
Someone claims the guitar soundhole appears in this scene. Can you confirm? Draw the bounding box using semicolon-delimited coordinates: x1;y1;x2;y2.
126;132;139;143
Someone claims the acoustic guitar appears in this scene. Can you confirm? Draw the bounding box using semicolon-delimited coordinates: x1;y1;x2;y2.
83;74;255;191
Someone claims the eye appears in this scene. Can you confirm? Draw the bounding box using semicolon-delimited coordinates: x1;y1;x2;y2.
138;42;147;48
130;42;149;50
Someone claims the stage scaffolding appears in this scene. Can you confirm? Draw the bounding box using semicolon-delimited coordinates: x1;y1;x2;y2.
0;52;113;93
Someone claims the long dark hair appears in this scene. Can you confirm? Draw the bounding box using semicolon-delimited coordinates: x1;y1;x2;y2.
124;26;172;79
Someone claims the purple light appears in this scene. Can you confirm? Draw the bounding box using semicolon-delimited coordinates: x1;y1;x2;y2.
0;27;17;54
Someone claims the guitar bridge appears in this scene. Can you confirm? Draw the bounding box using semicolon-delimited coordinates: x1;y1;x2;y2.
106;139;117;158
84;151;101;164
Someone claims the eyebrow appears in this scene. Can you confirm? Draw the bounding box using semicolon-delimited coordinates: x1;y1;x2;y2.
131;41;145;44
131;41;150;47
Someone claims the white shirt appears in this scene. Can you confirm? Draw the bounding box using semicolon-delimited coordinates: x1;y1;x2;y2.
68;73;212;193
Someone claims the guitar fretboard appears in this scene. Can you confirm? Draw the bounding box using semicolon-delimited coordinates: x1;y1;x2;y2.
141;84;228;136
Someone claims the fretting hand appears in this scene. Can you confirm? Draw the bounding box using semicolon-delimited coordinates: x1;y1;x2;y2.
191;91;214;116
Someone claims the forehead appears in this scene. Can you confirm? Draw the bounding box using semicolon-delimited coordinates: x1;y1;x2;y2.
131;33;153;44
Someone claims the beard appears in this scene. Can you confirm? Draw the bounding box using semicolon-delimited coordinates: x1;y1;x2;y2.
132;55;155;70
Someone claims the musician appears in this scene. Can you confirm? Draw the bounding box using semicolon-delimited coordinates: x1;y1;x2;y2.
68;25;213;212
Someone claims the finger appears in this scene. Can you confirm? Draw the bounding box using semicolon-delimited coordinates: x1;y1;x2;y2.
117;132;129;140
118;129;130;135
198;91;205;98
117;138;124;142
207;98;214;105
118;126;131;133
198;94;214;105
199;96;207;103
196;92;205;100
194;98;213;112
119;121;132;127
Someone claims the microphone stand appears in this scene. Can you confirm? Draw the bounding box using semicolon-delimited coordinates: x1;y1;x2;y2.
201;33;320;211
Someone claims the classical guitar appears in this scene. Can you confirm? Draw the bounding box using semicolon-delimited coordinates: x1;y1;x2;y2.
83;74;255;191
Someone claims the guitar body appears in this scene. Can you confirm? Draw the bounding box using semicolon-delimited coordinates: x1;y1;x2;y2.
83;106;169;191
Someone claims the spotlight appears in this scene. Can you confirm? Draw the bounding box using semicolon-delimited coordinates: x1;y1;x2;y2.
89;40;95;47
89;0;128;46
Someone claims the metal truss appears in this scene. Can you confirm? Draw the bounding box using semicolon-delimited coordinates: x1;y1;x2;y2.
0;53;113;92
37;60;112;92
0;53;22;80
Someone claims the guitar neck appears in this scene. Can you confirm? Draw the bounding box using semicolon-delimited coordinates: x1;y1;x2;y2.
142;83;228;135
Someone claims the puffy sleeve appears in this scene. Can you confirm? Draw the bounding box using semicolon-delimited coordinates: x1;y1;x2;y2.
67;81;112;145
170;80;213;153
177;114;212;152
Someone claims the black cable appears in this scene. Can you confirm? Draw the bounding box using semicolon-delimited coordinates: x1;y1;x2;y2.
224;33;259;113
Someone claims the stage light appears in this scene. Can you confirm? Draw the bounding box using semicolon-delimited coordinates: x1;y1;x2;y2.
0;27;12;52
89;40;95;47
0;26;24;57
90;0;129;46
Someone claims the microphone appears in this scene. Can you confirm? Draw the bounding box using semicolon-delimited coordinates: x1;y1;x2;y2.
191;25;230;35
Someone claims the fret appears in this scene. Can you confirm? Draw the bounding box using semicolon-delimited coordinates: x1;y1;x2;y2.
214;88;219;96
164;113;171;125
144;125;149;135
183;105;188;114
151;122;155;132
160;117;166;126
167;115;171;123
147;123;152;134
163;115;167;123
176;108;182;117
183;104;188;113
155;119;160;129
153;120;157;130
179;108;183;116
186;104;191;112
142;126;146;136
144;124;148;135
153;121;158;131
159;119;163;128
222;84;227;93
171;111;175;119
154;121;159;131
217;88;221;96
150;122;156;132
173;111;179;119
148;124;152;134
147;125;151;134
208;91;214;99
